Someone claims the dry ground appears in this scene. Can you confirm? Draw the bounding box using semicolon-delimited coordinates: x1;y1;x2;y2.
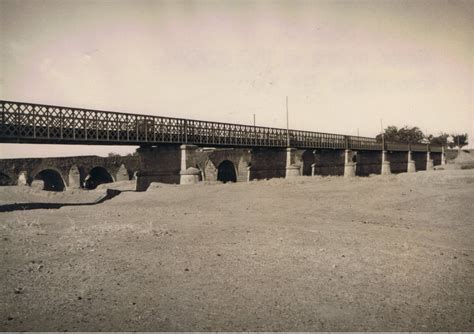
0;169;473;331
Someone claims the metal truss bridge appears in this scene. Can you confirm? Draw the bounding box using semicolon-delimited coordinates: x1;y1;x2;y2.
0;100;441;152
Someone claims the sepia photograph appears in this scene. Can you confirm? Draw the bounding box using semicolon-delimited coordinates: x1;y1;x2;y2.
0;0;473;332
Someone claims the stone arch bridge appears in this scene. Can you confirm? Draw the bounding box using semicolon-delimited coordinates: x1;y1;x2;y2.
136;144;445;191
0;155;140;190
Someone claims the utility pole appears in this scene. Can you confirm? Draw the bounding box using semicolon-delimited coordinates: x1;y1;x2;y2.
286;96;290;147
380;118;384;149
253;114;256;126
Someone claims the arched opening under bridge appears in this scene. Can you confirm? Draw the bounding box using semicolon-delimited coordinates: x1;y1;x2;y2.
34;169;66;191
302;150;315;176
217;160;237;183
84;167;114;189
0;173;14;186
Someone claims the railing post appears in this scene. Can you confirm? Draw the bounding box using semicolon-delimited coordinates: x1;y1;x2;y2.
136;116;139;141
47;107;50;138
184;119;188;144
0;101;3;124
33;106;36;138
84;111;87;140
72;109;75;140
60;111;63;139
126;114;129;141
144;117;148;142
116;113;119;141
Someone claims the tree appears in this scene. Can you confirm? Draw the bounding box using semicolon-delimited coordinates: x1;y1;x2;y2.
450;134;469;150
429;133;449;147
107;152;121;158
376;126;425;144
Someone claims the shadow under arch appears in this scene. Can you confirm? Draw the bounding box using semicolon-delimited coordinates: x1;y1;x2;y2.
302;150;315;176
84;166;114;189
33;168;66;191
0;172;14;186
217;160;237;183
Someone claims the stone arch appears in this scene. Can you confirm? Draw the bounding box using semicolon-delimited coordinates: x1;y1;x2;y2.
68;165;81;188
84;166;114;189
0;172;14;186
217;160;237;183
33;168;66;191
302;150;315;176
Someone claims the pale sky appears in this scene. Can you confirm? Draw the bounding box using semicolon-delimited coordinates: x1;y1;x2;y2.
0;0;473;158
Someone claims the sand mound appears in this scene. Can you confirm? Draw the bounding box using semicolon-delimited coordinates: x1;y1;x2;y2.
453;150;474;163
0;185;104;205
95;180;136;191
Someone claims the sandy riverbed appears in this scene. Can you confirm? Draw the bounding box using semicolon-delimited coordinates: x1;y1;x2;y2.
0;169;473;331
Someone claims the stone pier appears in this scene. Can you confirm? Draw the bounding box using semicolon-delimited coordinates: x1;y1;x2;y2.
344;150;356;178
426;151;434;171
381;151;391;175
407;151;416;173
285;148;301;178
180;145;200;184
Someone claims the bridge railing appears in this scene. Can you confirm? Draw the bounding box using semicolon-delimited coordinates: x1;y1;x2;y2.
0;100;441;152
347;136;381;150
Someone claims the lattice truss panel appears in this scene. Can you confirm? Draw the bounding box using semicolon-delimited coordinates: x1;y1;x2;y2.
0;100;436;152
2;102;20;137
348;136;381;151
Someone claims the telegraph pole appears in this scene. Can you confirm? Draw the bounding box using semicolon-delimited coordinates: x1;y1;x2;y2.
286;96;290;147
380;118;384;149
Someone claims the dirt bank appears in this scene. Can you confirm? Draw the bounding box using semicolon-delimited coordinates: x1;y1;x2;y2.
0;170;473;331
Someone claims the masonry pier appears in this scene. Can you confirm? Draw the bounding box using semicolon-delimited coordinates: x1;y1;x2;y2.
285;148;301;178
344;150;356;178
407;151;416;173
381;151;391;175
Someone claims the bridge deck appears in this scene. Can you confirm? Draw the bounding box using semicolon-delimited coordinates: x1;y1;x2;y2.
0;100;441;152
